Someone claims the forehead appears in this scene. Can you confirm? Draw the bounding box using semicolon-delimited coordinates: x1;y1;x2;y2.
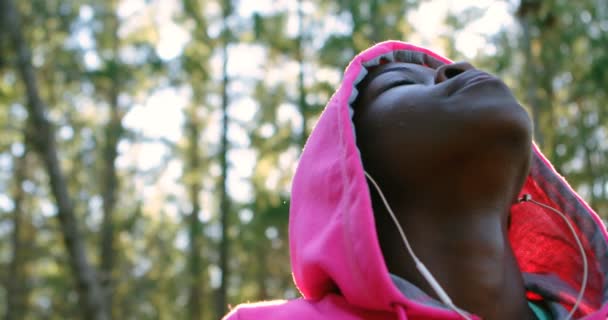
365;62;436;82
361;49;446;69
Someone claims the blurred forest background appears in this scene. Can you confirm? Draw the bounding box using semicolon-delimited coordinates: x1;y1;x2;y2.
0;0;607;319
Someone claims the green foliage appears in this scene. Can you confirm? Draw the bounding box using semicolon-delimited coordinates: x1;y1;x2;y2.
486;0;608;213
1;0;607;319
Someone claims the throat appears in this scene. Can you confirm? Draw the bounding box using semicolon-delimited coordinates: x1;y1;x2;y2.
378;205;534;320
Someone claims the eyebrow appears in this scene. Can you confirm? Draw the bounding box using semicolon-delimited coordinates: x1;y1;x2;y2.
374;65;416;78
367;65;426;85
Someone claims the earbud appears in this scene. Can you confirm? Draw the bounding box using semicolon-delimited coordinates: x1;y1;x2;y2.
518;194;532;202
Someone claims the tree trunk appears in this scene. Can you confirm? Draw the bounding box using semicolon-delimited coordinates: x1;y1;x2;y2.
186;112;203;320
348;1;363;51
5;149;28;320
187;187;203;320
296;0;308;148
1;1;109;319
99;5;122;317
369;0;381;43
181;2;211;318
217;2;232;317
255;241;269;301
518;7;544;147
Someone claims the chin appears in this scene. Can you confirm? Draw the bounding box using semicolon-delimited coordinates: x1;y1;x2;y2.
471;102;534;169
489;101;532;147
446;91;533;169
465;82;533;148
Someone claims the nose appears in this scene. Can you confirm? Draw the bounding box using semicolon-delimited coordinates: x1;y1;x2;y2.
434;62;474;84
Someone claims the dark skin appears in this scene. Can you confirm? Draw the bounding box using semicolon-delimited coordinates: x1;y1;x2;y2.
353;61;536;320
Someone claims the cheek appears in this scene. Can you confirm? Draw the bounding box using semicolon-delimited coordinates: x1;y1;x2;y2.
372;102;449;144
353;88;453;167
370;93;432;124
357;94;450;148
354;109;438;172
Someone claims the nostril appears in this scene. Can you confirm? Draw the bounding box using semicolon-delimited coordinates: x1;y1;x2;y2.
444;67;465;79
434;62;475;84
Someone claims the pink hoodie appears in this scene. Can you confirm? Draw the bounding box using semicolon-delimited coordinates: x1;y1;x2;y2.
223;41;608;319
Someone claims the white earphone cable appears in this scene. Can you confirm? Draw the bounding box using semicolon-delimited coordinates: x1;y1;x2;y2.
364;172;588;320
364;171;473;320
519;194;588;320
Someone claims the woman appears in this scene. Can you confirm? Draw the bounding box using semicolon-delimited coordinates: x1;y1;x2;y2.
223;41;608;319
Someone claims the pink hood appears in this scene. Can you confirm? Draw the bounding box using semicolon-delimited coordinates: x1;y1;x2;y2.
223;41;608;319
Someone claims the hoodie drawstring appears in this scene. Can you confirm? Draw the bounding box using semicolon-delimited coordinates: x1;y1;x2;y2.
393;304;408;320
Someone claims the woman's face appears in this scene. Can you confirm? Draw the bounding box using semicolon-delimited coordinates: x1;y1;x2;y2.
353;61;533;197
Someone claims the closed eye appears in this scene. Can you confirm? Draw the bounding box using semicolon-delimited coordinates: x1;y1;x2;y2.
385;79;416;90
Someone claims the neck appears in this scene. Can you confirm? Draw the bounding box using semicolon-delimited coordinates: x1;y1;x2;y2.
375;196;535;320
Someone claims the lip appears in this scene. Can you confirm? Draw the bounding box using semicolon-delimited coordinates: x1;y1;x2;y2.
468;73;494;84
461;73;499;90
445;71;500;96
